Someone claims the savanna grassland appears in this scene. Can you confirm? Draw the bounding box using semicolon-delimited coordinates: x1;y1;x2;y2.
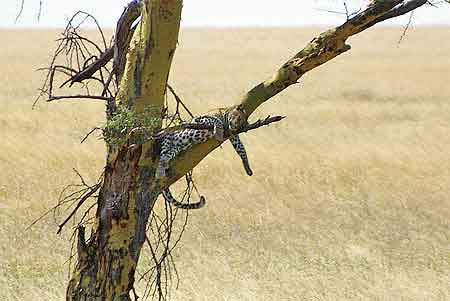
1;27;450;300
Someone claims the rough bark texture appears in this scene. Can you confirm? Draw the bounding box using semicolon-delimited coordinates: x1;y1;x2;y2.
66;1;182;300
64;1;430;300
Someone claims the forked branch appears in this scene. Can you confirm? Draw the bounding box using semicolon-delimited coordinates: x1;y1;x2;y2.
36;11;114;106
36;1;142;114
57;183;101;234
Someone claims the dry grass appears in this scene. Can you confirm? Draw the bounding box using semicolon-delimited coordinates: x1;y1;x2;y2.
1;27;450;300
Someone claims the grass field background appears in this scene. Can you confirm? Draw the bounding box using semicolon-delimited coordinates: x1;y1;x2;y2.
1;27;449;300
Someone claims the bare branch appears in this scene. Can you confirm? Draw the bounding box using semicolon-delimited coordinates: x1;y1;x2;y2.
363;0;428;29
37;0;43;20
240;116;286;134
72;168;88;187
239;0;430;116
61;47;114;88
398;11;415;45
167;84;194;119
47;95;112;102
60;1;141;88
57;183;101;234
25;170;101;232
80;127;102;144
36;11;114;107
15;0;25;23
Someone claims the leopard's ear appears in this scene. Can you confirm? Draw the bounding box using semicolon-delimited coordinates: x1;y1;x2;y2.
235;104;248;117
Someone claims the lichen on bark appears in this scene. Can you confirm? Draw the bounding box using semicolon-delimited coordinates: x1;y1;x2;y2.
66;1;183;300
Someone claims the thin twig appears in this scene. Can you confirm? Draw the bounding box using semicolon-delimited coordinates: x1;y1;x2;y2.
15;0;25;23
167;84;194;118
36;10;116;106
81;127;102;144
37;0;43;21
398;11;414;46
72;168;88;187
47;95;112;102
240;115;286;133
57;183;101;234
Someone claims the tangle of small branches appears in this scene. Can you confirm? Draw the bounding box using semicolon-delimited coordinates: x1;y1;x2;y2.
14;0;43;22
138;172;201;301
129;84;206;300
35;11;116;110
26;168;102;277
35;0;142;119
34;4;204;299
26;169;101;233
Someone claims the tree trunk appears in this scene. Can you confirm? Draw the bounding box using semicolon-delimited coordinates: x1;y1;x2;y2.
66;1;182;299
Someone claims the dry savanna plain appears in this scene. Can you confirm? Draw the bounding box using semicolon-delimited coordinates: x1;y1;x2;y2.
1;27;450;300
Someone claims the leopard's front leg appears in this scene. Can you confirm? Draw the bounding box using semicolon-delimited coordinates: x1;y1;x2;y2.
156;136;177;179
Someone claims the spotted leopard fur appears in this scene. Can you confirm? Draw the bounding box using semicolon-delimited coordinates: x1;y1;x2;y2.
160;134;252;210
162;188;205;209
161;135;252;209
156;108;251;179
155;115;224;179
158;108;252;209
229;135;253;176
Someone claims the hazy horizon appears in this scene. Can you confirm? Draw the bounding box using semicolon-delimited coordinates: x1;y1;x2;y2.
2;0;450;29
1;27;450;300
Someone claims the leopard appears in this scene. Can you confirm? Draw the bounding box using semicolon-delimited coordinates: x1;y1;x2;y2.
155;107;251;179
158;107;253;209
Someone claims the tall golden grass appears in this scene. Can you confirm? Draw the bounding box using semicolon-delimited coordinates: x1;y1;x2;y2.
1;27;449;300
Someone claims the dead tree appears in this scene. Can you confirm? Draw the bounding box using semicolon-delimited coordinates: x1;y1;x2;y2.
36;0;444;300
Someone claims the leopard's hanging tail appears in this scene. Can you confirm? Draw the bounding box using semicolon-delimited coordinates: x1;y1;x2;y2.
162;188;206;209
230;135;253;176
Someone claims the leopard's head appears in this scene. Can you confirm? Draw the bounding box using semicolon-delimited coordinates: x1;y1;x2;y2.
227;106;248;134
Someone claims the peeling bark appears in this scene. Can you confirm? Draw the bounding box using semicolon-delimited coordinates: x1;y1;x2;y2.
66;1;182;300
